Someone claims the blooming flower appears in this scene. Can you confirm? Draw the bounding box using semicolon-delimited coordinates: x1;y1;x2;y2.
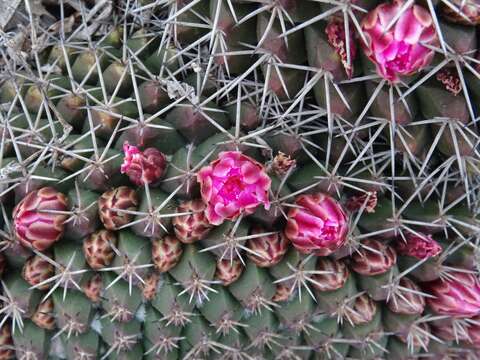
121;142;166;186
361;1;437;82
13;187;68;251
424;271;480;317
396;232;442;259
284;193;348;256
197;151;271;225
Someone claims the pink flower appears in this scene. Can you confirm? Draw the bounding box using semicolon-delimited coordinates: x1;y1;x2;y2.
424;272;480;317
396;232;442;259
13;187;68;251
197;151;271;225
121;142;166;186
285;193;348;256
361;1;437;82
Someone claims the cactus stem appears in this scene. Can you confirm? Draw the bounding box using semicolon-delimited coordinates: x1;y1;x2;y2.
176;271;220;305
144;335;185;356
0;281;25;334
29;251;88;302
274;255;333;302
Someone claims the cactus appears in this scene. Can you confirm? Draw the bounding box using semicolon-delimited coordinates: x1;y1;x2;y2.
0;0;479;358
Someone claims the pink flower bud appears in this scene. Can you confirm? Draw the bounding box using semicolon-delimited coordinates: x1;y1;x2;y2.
173;199;212;244
436;68;462;95
152;235;184;273
215;258;244;286
326;17;357;78
98;186;138;230
345;191;378;213
284;193;348;256
396;232;442;259
197;151;271;225
387;277;425;315
271;152;296;176
424;271;480;317
361;1;437;82
246;227;288;268
350;239;397;276
442;0;480;25
13;187;68;251
121;142;166;186
345;294;378;325
272;284;291;303
312;257;349;292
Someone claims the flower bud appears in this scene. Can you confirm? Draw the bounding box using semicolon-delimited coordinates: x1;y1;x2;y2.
215;258;244;286
13;187;68;251
424;271;480;317
351;239;397;276
121;142;166;186
285;193;348;256
173;199;212;243
152;235;183;273
98;186;138;230
247;227;288;268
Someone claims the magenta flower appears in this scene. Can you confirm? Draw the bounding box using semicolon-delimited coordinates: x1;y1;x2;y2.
396;232;442;259
285;193;348;256
121;142;166;186
423;272;480;317
197;151;271;225
13;187;68;251
361;1;437;82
